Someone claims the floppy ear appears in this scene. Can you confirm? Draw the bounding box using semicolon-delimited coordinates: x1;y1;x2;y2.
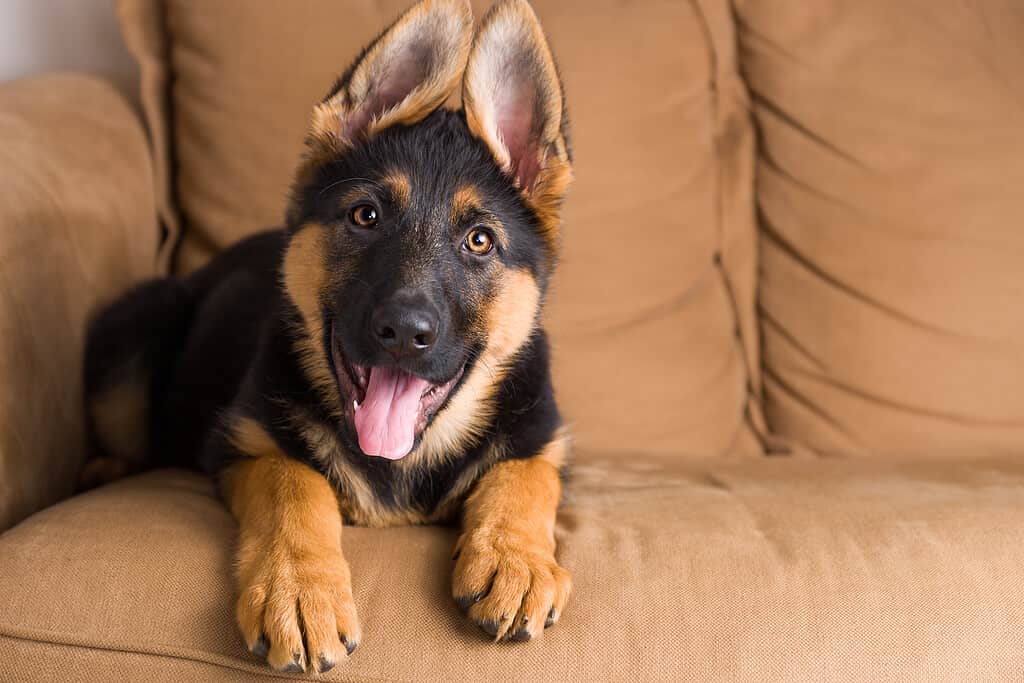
312;0;473;147
462;0;572;239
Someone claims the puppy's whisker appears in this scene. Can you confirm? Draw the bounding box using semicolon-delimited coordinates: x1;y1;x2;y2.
318;177;385;197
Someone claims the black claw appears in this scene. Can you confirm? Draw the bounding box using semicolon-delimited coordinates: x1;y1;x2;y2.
318;655;336;673
280;651;305;672
251;635;269;659
479;620;500;637
545;609;557;628
510;627;532;642
341;634;359;656
455;593;483;612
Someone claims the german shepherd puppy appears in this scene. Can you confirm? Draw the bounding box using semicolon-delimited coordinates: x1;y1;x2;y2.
82;0;573;674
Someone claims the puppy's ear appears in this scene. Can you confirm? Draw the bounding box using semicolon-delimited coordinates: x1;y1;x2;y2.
463;0;572;242
312;0;473;146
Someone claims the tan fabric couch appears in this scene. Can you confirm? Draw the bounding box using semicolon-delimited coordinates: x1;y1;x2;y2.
1;1;1022;680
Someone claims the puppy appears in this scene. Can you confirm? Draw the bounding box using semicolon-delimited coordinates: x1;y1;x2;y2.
82;0;573;672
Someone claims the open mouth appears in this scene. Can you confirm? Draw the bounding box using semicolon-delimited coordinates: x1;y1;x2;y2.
329;323;464;460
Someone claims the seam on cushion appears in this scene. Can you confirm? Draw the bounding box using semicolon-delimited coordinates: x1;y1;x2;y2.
730;8;825;459
116;0;182;276
689;0;771;456
763;365;862;446
780;362;1024;428
156;0;187;275
0;629;406;683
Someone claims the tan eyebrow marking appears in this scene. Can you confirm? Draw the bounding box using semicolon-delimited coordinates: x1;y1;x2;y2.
382;171;412;209
452;184;483;223
452;184;510;249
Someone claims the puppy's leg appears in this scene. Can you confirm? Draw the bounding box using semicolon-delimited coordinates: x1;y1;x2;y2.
221;422;360;673
452;439;572;642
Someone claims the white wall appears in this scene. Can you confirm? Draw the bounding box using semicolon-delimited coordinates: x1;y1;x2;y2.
0;0;138;101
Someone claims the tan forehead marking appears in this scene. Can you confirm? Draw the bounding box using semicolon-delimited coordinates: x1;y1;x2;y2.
451;184;483;222
382;170;412;209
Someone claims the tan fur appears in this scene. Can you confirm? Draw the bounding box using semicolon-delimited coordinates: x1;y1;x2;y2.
310;106;340;146
296;414;429;527
428;438;510;522
89;357;148;465
281;222;342;415
312;0;472;146
223;417;360;673
409;268;540;468
229;416;281;459
382;170;413;210
536;425;571;469
452;442;571;641
81;357;149;490
451;183;482;222
462;0;572;253
527;153;573;250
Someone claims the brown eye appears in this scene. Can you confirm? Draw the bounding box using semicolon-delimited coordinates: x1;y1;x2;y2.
464;228;494;255
350;204;378;227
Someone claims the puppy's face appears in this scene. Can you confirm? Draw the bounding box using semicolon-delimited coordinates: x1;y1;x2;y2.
294;115;549;460
284;0;571;461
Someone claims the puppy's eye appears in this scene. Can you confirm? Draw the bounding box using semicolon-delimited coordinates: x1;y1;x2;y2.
350;204;378;227
464;228;494;255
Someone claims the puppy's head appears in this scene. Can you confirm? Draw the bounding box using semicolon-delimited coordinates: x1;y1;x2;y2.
283;0;571;461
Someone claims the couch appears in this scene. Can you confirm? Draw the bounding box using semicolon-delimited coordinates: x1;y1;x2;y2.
1;1;1022;680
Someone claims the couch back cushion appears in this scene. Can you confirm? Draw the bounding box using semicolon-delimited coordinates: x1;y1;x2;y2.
738;1;1024;456
117;0;764;458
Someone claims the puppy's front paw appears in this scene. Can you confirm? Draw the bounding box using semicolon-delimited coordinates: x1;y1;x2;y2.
236;548;361;673
452;529;571;641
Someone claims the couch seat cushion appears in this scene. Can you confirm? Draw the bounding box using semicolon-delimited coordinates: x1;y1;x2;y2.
1;456;1023;681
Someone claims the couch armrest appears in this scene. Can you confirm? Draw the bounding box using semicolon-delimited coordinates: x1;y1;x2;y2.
0;73;158;531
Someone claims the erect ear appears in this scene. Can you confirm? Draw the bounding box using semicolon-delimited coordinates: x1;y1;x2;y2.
312;0;473;147
462;0;572;238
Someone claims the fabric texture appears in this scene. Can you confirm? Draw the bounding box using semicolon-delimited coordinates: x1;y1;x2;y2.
0;74;158;531
116;0;765;459
2;457;1023;681
738;0;1024;456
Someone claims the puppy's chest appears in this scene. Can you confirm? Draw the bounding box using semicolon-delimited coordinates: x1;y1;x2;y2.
298;418;491;528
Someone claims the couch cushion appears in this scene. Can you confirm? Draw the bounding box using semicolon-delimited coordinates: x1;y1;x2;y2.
2;458;1024;681
738;1;1024;456
0;74;158;531
117;0;764;458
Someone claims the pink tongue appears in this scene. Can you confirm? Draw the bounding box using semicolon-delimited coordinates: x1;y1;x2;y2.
353;366;430;459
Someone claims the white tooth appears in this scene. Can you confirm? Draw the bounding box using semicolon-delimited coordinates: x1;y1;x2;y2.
353;400;359;410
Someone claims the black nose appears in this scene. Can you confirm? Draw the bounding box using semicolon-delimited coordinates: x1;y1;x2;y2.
370;295;439;358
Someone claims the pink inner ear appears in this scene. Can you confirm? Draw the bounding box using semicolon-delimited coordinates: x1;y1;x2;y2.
495;84;541;189
343;42;432;141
